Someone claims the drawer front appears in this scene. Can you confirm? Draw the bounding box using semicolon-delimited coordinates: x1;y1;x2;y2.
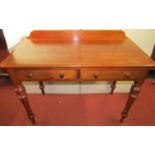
81;68;143;81
14;69;78;81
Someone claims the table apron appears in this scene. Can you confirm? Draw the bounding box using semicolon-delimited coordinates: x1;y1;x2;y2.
12;67;147;82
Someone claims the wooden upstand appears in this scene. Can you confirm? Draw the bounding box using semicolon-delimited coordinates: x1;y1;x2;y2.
1;30;155;124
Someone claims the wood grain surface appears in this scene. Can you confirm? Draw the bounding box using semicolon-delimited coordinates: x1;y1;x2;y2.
1;30;155;68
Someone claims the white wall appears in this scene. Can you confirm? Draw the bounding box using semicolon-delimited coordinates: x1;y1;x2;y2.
1;0;155;94
124;29;155;56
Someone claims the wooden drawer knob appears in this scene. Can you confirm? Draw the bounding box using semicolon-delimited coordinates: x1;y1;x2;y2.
124;72;130;79
27;73;33;78
59;73;64;79
93;73;98;79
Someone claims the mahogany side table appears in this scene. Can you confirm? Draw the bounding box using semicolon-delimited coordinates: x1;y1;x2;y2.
1;30;155;124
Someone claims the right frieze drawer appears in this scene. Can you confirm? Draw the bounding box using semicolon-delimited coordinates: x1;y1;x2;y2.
80;68;144;80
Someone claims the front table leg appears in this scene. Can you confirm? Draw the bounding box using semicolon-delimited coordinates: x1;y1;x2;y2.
14;84;36;124
120;81;142;123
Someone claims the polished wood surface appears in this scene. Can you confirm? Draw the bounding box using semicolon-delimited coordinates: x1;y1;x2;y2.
1;30;155;124
80;30;126;43
81;68;145;81
14;68;78;81
28;30;80;44
28;30;126;44
1;38;154;68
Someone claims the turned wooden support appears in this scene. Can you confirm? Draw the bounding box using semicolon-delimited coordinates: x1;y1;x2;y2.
110;81;116;94
14;84;36;124
120;81;142;123
39;81;45;95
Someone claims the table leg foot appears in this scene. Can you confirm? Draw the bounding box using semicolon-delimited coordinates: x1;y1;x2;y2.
28;113;36;124
120;111;128;123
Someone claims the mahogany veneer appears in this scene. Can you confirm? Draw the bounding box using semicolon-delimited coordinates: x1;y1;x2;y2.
1;30;155;124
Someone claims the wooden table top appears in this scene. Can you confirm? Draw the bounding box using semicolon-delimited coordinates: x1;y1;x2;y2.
1;30;155;68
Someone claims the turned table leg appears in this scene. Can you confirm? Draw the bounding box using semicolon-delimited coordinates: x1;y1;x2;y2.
15;84;36;124
110;81;116;94
120;81;142;123
39;81;45;95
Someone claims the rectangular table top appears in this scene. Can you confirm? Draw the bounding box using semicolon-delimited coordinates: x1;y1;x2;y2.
1;34;155;68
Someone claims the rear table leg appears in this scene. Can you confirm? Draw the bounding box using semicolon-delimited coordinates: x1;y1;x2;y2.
39;81;45;95
110;81;116;94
